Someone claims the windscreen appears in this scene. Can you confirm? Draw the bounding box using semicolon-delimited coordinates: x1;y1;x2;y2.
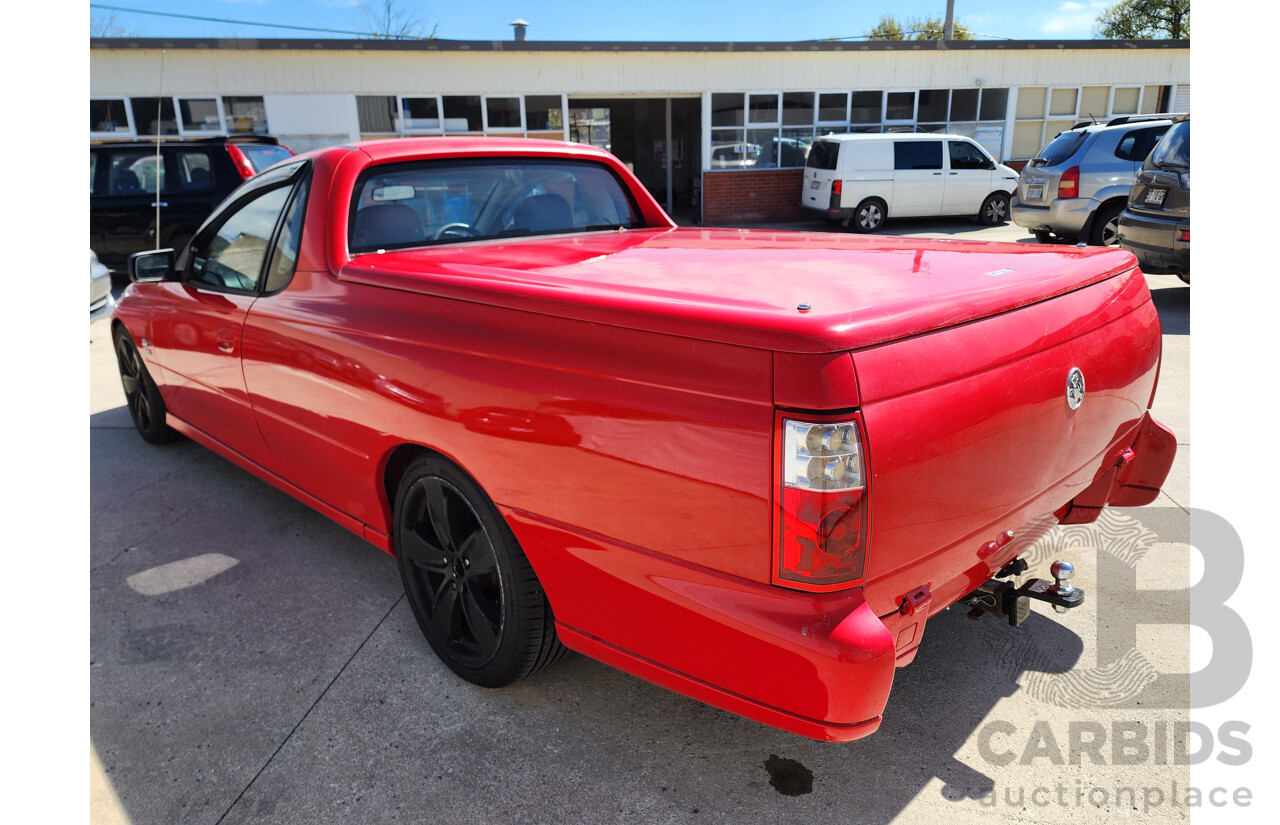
349;158;642;253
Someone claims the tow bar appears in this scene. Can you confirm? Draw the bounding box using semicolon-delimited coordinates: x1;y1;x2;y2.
960;559;1084;627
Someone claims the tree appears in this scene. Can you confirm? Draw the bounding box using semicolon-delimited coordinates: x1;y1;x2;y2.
865;14;974;41
361;0;438;40
1095;0;1189;39
90;11;134;38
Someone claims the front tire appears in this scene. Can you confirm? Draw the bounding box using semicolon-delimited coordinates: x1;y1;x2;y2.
113;327;180;445
393;455;565;687
979;192;1010;225
850;199;886;233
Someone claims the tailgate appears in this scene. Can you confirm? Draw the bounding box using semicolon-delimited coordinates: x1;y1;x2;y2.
853;266;1162;617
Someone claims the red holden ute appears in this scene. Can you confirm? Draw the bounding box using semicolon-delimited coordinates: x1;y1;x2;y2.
113;137;1175;741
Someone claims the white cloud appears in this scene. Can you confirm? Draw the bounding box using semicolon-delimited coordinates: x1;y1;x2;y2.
1038;0;1111;36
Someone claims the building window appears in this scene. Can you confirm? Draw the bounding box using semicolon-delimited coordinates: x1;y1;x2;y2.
177;97;224;134
91;99;132;136
130;97;177;136
224;96;267;134
850;91;882;126
524;96;564;133
885;92;916;122
442;96;483;132
484;97;524;131
402;97;442;131
817;93;848;125
358;95;399;134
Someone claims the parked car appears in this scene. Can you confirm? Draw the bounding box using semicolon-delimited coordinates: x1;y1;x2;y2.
710;142;761;169
90;135;294;270
90;249;114;320
1117;116;1189;283
800;133;1018;232
1012;114;1179;246
114;137;1174;742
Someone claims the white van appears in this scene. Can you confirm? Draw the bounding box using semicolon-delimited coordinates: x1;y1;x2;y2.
800;133;1019;232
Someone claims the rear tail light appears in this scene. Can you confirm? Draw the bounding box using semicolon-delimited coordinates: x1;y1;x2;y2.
832;180;842;196
1177;229;1190;242
226;144;256;181
1058;166;1079;199
774;415;870;591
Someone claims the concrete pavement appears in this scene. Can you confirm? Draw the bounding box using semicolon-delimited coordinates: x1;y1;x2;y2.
90;219;1191;825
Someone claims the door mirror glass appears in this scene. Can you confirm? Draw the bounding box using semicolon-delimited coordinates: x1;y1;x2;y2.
129;249;176;283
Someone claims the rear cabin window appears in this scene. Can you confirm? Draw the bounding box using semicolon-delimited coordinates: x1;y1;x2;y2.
349;158;643;253
894;141;943;170
238;145;294;174
1115;126;1170;163
1147;121;1189;170
805;141;840;170
1036;130;1088;166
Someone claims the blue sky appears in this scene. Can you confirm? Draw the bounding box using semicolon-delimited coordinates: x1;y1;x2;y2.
89;1;1139;42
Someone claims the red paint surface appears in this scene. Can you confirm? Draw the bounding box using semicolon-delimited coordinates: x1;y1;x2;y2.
112;137;1174;740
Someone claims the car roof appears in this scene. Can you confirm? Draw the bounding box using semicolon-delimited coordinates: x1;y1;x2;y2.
812;132;975;143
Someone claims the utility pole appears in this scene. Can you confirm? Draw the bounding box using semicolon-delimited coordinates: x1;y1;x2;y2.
944;0;955;40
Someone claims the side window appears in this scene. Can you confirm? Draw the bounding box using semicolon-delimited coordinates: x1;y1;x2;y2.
948;140;993;171
1115;126;1170;162
188;186;292;292
107;150;163;195
264;177;310;294
894;141;943;170
89;152;97;194
170;150;214;192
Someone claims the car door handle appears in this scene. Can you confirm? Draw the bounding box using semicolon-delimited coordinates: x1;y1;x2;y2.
151;201;168;207
948;172;958;176
932;172;943;176
216;329;235;354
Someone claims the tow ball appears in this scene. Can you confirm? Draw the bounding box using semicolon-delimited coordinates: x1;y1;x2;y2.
960;560;1085;627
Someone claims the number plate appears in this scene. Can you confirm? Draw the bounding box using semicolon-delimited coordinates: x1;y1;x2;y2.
810;180;821;190
1026;184;1044;200
1144;188;1167;207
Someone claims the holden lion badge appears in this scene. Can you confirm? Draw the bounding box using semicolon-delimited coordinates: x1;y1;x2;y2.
1066;367;1086;410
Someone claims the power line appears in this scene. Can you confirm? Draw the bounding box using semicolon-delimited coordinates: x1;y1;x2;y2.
89;3;432;39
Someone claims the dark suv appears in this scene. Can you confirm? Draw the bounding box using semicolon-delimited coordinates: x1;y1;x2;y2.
1117;116;1190;284
90;136;294;269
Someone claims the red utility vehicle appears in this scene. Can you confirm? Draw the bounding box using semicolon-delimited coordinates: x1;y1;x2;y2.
114;138;1175;742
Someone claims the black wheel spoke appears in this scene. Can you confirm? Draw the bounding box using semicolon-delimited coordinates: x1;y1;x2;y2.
120;373;140;396
400;522;447;570
423;478;455;553
458;530;498;578
460;587;498;650
429;585;460;641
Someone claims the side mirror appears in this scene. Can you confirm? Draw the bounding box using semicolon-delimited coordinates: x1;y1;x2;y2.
128;248;176;283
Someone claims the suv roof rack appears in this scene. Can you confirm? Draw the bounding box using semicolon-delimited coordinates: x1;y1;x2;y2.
90;134;280;146
1104;113;1186;127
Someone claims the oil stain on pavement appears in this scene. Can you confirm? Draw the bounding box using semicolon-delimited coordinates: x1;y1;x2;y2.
763;754;814;796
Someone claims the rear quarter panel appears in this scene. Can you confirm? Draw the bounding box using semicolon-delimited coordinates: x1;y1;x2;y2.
853;267;1161;617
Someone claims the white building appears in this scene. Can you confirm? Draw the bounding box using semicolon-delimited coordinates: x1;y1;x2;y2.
90;36;1190;223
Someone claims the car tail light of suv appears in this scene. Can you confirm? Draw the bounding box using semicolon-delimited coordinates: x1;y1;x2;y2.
775;415;870;591
226;144;257;181
1058;166;1080;199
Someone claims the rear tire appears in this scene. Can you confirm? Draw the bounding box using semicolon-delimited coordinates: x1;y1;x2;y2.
394;455;566;687
979;192;1010;226
1089;203;1124;247
850;199;886;233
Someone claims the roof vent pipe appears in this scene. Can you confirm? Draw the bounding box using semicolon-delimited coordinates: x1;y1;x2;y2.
510;19;529;42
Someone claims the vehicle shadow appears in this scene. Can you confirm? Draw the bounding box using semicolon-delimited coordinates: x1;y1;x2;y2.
91;404;1122;825
1150;283;1190;335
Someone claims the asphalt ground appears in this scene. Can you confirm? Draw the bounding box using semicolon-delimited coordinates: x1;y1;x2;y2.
89;217;1191;825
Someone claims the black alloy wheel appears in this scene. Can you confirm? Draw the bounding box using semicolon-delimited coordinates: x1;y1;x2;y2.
113;327;180;445
394;455;565;687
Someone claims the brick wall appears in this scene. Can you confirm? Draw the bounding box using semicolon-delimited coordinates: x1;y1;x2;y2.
701;168;809;225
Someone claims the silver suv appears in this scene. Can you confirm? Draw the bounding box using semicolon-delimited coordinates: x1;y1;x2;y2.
1012;115;1179;247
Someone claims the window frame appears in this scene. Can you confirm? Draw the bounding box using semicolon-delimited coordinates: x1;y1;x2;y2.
400;95;445;134
90;97;136;139
175;95;227;137
182;160;311;296
481;95;526;133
